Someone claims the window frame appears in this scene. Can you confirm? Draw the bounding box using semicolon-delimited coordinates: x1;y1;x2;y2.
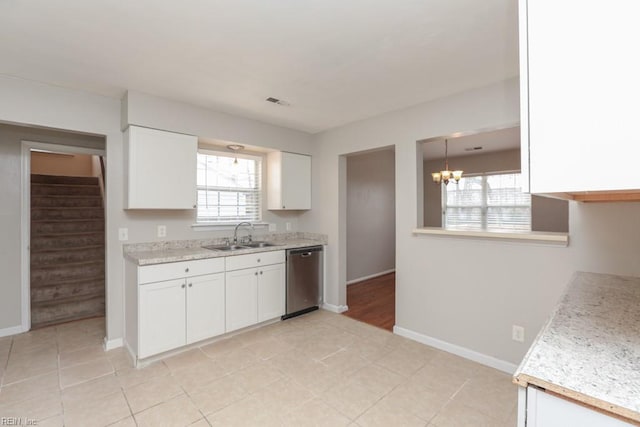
195;149;263;225
441;170;532;232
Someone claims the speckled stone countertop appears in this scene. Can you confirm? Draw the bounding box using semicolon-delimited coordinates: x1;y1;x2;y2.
514;272;640;423
124;232;327;266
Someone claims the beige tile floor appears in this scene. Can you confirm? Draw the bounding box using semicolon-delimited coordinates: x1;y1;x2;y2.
0;311;517;426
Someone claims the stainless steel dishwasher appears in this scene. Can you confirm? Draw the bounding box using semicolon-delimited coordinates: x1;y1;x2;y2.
283;246;323;319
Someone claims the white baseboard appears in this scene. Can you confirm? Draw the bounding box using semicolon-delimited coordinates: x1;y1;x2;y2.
321;303;349;313
103;336;124;351
393;325;518;374
0;324;28;338
347;269;396;285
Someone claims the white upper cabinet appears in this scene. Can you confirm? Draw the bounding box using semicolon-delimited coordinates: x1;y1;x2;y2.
124;125;197;209
267;151;311;210
520;0;640;199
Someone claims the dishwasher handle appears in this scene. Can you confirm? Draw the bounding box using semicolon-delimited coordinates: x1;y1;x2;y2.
287;246;323;257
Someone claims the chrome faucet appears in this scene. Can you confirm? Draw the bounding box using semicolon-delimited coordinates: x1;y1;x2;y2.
233;222;254;244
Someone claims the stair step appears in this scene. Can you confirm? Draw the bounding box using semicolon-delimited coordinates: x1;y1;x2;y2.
31;183;101;197
31;232;104;252
32;196;102;208
31;174;99;185
31;207;104;221
31;220;104;234
31;261;104;287
31;295;105;329
31;246;104;266
31;277;104;303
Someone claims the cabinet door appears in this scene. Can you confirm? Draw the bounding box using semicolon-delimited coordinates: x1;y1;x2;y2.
281;152;311;209
225;268;258;332
267;151;311;210
125;126;197;209
257;263;285;322
524;0;640;194
186;273;225;344
139;279;186;358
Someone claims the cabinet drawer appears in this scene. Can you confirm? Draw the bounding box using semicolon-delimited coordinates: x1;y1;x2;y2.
139;257;225;284
225;250;285;272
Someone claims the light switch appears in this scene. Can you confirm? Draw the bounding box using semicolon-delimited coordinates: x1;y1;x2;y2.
157;225;167;238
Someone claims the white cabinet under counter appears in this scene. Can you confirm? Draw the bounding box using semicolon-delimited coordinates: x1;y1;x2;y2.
125;257;225;360
124;125;197;209
225;251;285;332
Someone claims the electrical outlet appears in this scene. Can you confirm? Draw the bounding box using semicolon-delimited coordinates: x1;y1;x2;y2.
512;325;525;342
118;228;128;241
285;222;292;231
157;225;167;238
268;223;276;232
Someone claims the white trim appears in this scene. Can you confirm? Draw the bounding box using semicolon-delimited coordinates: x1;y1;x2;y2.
413;227;569;246
0;324;28;338
347;269;395;285
21;140;106;334
393;325;518;374
103;337;124;351
321;303;349;314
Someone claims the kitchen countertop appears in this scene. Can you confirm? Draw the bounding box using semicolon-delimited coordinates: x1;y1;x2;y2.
514;272;640;423
124;232;327;266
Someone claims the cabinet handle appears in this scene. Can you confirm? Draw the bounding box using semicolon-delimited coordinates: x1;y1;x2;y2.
181;284;186;289
254;272;258;276
257;258;261;263
282;205;285;209
193;205;197;209
185;268;189;273
259;271;263;275
188;283;193;287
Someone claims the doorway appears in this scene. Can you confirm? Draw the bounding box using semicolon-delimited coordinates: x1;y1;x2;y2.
22;139;106;330
342;147;396;330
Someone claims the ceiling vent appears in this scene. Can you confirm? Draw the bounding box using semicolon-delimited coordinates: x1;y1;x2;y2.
265;97;290;106
464;146;483;152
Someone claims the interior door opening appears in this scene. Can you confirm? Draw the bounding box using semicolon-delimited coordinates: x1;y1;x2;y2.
342;146;396;331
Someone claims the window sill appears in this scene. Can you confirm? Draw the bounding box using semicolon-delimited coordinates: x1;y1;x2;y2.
412;227;569;246
191;222;270;232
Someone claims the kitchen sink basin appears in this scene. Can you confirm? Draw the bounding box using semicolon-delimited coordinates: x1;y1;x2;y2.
202;244;249;251
243;241;278;248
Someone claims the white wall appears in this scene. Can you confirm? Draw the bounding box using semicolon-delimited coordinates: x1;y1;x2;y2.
0;77;314;343
0;75;122;341
346;149;395;282
301;77;640;366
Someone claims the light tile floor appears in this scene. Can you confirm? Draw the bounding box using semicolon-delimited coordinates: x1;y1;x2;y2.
0;311;517;426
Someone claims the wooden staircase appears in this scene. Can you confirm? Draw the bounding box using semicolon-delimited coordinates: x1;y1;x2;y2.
30;174;105;328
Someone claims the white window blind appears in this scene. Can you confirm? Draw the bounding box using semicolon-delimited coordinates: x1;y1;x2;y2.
443;172;531;231
196;151;262;223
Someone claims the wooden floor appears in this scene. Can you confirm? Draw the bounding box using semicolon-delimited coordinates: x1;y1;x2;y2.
343;272;395;331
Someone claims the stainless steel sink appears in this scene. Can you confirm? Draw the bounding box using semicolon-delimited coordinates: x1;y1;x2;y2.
243;241;278;248
202;244;249;251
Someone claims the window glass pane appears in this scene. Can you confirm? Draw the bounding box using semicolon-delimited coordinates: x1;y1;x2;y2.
196;152;261;223
443;172;531;231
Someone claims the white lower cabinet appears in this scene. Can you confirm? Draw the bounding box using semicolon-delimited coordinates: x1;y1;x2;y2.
257;263;285;322
138;272;225;359
126;251;286;361
521;386;634;427
225;251;286;333
139;278;186;359
225;268;259;332
186;273;226;344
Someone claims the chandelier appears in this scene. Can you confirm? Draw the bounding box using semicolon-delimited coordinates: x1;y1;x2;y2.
431;139;463;185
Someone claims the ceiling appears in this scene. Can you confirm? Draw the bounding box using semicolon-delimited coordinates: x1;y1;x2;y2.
422;126;520;159
0;0;518;133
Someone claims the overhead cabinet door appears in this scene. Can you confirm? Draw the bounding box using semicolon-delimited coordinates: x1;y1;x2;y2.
125;125;197;209
267;151;311;210
522;0;640;194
